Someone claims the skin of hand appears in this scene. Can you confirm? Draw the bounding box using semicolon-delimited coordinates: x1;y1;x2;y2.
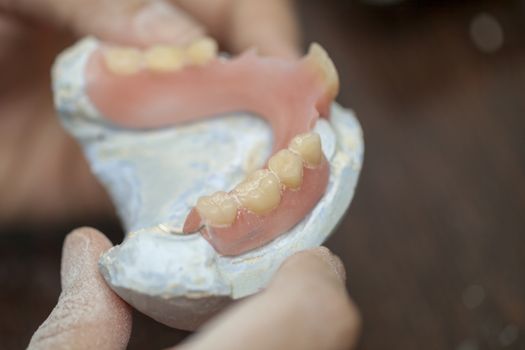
0;0;300;226
28;228;361;350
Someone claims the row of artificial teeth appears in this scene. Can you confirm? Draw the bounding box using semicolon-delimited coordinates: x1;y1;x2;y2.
103;37;218;75
196;132;323;228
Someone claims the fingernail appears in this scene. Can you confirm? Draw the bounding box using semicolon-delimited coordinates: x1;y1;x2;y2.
311;247;347;283
133;1;205;46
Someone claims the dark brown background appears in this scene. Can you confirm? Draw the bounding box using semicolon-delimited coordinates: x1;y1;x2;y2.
1;0;524;349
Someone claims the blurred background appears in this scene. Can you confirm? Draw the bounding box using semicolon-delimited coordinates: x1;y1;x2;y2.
1;0;524;349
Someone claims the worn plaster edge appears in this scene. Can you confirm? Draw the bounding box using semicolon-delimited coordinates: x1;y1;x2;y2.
52;37;102;125
103;283;233;331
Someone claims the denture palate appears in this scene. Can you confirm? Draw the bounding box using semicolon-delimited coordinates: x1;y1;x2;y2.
86;37;339;256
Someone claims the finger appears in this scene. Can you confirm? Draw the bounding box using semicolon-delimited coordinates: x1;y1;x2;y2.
1;0;205;46
227;0;301;58
177;247;361;350
28;227;132;350
175;0;301;58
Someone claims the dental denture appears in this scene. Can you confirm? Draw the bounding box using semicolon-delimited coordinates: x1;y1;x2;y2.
85;38;339;256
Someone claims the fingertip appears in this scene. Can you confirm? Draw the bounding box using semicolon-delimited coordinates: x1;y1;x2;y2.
304;246;347;282
269;247;361;349
276;247;347;287
29;226;131;350
64;226;112;252
61;227;112;287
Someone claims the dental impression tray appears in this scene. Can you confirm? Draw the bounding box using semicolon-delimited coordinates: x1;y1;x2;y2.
52;37;364;330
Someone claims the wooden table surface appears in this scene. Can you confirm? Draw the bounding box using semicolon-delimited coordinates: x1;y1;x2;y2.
1;1;524;349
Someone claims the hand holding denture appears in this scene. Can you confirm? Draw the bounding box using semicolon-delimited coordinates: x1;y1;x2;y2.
2;0;364;333
52;31;363;327
50;3;364;330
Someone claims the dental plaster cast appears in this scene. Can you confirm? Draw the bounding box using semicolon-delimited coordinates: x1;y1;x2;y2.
52;37;364;330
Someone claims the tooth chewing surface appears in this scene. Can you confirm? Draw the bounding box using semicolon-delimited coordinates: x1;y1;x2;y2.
289;132;323;167
268;149;303;189
144;45;185;72
104;48;142;75
234;170;281;215
186;37;218;66
196;191;239;227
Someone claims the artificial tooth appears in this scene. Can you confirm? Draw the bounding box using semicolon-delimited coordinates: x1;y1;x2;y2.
186;37;218;66
196;191;239;227
268;149;303;189
104;47;143;75
306;43;340;99
289;132;323;167
234;169;281;215
144;45;186;72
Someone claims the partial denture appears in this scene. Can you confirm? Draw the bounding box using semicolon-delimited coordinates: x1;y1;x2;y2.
234;169;282;215
185;37;218;66
87;38;339;255
196;131;322;225
268;149;303;189
196;191;239;227
104;47;143;75
289;132;323;167
102;36;219;75
144;45;186;72
306;43;339;103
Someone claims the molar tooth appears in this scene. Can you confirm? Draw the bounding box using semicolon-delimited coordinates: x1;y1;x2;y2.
144;45;186;72
104;47;143;75
186;37;218;66
268;149;303;189
289;132;323;167
196;191;239;227
306;43;339;99
234;169;281;215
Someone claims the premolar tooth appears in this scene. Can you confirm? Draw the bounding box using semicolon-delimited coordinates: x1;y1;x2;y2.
186;37;218;66
104;47;143;75
289;132;323;167
234;169;281;215
268;149;303;189
306;43;339;99
196;191;239;227
144;45;186;72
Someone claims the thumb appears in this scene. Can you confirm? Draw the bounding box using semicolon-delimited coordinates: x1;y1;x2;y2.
2;0;205;46
178;247;361;350
28;228;132;350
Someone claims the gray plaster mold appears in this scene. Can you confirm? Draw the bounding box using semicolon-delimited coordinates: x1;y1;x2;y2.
52;37;364;330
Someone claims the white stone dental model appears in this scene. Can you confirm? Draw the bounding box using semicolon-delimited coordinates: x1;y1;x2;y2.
52;36;364;330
